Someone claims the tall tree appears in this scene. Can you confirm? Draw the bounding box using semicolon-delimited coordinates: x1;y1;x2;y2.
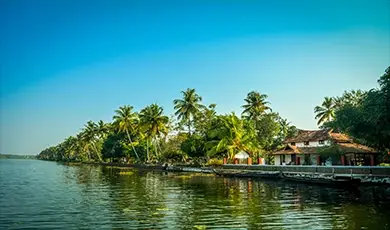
242;91;271;121
323;66;390;152
207;113;258;159
113;105;140;161
314;97;335;125
80;121;102;161
96;120;110;139
139;104;169;161
334;90;366;108
173;88;206;135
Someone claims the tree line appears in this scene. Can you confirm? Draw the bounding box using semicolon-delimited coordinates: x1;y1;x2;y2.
314;67;390;159
38;66;389;164
37;89;297;164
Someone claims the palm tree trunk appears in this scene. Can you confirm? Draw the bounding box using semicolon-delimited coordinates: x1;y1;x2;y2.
126;129;140;161
91;142;102;162
146;139;150;162
154;138;159;160
188;121;191;135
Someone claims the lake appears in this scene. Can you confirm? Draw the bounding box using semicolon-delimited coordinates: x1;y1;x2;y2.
1;159;390;229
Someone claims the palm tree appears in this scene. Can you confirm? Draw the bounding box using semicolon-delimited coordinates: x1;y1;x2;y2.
62;136;78;161
207;113;257;159
80;121;102;161
112;105;140;161
278;118;290;137
314;97;335;125
242;91;271;121
96;120;110;139
139;104;169;161
334;90;366;108
173;88;206;135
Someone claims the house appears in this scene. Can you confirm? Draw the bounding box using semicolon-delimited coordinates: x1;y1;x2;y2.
273;129;377;166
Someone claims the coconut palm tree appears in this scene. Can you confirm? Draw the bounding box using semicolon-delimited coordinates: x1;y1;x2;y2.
96;120;110;139
207;113;257;159
139;104;169;161
242;91;271;121
314;97;335;126
62;136;78;161
173;88;206;135
278;118;290;137
80;121;102;161
112;105;140;161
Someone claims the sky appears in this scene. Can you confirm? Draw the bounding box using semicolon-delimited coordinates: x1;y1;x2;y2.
0;0;389;155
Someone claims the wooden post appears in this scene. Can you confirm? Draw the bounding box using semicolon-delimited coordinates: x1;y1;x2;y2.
341;155;345;166
317;155;321;165
234;158;238;164
370;155;375;166
258;158;263;165
248;157;252;165
223;158;227;165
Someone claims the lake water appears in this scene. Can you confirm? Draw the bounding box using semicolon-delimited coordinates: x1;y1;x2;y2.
1;159;390;229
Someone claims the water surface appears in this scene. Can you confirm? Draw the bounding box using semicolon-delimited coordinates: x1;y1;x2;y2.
1;159;389;229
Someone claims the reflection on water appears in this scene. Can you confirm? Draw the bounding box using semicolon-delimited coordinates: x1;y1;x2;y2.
1;160;390;229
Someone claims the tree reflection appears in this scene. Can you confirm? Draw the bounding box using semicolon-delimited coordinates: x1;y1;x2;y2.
61;165;390;229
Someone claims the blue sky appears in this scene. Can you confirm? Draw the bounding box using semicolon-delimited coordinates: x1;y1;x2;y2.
1;0;389;154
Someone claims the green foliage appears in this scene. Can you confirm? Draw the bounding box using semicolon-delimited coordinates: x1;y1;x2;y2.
160;133;188;162
206;113;259;159
322;66;390;151
316;145;344;155
38;87;299;165
173;88;207;134
206;158;223;166
242;91;271;121
314;97;335;125
181;134;206;158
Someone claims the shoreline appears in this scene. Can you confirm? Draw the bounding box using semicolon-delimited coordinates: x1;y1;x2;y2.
60;161;390;187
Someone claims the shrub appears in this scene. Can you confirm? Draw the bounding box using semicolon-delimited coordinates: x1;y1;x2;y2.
206;158;223;166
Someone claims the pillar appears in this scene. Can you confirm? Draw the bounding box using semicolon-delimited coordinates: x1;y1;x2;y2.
370;155;375;166
341;155;345;165
296;157;300;165
258;158;263;165
317;155;321;165
248;157;252;165
234;158;238;164
223;158;227;165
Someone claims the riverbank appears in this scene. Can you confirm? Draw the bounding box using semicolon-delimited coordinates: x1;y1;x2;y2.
68;161;390;186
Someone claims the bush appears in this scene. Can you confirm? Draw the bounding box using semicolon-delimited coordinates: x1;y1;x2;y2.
206;158;223;166
379;163;390;167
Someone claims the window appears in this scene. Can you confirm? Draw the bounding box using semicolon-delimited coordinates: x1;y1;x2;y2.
304;141;310;146
290;142;296;146
319;140;325;145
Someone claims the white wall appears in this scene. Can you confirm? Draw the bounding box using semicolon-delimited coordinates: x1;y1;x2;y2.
274;155;292;165
275;155;281;165
285;155;292;163
294;140;331;147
